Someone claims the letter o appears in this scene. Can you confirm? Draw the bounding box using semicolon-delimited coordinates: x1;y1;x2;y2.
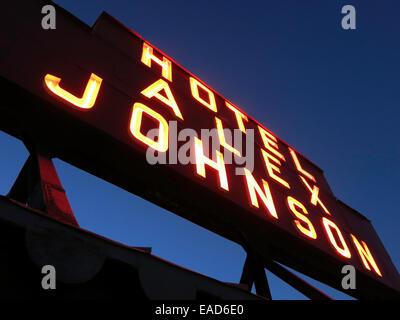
130;102;169;152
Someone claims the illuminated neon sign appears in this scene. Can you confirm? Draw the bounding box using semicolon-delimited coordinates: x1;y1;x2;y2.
43;41;383;278
1;1;398;299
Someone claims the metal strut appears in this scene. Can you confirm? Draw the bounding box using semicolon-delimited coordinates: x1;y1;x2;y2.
239;249;333;300
263;258;332;300
240;253;272;299
7;151;79;227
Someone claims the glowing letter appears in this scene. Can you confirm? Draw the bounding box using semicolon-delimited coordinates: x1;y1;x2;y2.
261;149;290;189
189;77;217;112
243;168;278;219
194;137;229;191
226;102;248;133
287;196;317;239
130;102;169;152
322;217;351;259
351;234;382;277
300;176;330;215
215;117;241;156
258;126;285;161
141;42;172;81
289;148;316;182
141;79;183;120
44;73;102;109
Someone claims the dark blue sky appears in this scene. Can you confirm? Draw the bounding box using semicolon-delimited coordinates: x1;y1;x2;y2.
1;0;399;299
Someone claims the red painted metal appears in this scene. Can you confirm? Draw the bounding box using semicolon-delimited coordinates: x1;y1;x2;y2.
36;154;79;227
7;152;79;227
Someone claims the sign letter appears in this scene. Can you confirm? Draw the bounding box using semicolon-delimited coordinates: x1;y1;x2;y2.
322;217;351;259
141;42;172;81
225;102;248;133
141;79;183;120
194;137;229;191
350;234;382;277
130;102;169;152
243;168;278;219
44;73;102;109
190;77;217;112
287;196;317;239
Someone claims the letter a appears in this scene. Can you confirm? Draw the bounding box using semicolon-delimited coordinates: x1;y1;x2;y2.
341;265;356;290
141;79;183;120
41;265;56;289
41;5;56;30
341;5;356;30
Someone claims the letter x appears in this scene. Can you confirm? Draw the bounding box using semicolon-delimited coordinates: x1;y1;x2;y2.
300;176;330;215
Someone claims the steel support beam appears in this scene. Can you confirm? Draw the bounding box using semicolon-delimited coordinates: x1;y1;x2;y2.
263;259;333;300
8;152;79;227
240;253;272;299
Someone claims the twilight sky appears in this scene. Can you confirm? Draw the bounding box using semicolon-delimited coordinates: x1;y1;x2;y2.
1;0;399;299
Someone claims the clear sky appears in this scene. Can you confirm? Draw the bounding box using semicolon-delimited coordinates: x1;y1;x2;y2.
1;0;399;299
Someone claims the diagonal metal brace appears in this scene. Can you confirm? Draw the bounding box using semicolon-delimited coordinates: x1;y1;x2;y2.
240;253;272;299
7;152;79;227
263;258;332;300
